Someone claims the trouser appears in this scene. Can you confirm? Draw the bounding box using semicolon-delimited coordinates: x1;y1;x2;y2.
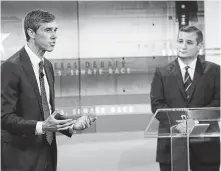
159;163;220;171
45;142;55;171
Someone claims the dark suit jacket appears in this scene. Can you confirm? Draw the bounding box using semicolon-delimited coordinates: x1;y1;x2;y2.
1;47;71;171
150;57;220;163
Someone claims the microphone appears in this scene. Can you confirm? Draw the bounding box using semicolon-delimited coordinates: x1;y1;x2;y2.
40;72;44;79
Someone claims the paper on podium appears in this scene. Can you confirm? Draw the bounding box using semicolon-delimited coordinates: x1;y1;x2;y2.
189;123;210;136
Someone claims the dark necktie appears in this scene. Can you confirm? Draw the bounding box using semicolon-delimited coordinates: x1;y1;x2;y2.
39;61;53;145
184;66;192;99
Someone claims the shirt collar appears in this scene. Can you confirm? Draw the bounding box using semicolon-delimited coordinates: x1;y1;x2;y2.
24;44;44;67
178;57;197;71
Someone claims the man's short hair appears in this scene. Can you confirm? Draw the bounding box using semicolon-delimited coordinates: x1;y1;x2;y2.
24;9;55;41
178;25;203;44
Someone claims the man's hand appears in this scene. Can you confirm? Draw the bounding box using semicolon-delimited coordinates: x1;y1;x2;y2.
42;111;75;132
175;121;187;134
69;115;97;133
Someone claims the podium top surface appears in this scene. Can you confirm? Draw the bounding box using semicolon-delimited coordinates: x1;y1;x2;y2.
144;107;221;138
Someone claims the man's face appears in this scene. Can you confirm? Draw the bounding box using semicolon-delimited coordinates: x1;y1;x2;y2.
34;21;58;52
177;31;202;59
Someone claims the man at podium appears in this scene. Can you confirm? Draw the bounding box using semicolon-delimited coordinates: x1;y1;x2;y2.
150;26;220;171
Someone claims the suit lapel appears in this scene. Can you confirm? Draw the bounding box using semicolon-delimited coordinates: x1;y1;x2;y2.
20;47;44;118
188;57;204;102
44;60;54;111
169;59;187;101
170;57;205;103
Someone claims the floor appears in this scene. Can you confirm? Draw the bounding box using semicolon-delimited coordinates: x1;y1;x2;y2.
57;131;159;171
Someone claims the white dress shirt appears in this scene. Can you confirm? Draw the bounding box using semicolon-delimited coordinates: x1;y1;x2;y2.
178;57;197;82
25;44;51;134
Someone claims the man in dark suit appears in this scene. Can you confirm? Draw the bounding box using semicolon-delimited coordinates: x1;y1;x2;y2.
150;26;220;171
1;9;95;171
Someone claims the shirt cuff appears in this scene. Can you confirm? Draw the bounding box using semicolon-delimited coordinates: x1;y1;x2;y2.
194;120;199;124
35;121;45;135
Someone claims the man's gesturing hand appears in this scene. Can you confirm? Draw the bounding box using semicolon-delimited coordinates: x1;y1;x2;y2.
69;115;97;133
42;111;75;132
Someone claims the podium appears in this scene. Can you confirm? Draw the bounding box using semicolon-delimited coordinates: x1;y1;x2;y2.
144;107;220;171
